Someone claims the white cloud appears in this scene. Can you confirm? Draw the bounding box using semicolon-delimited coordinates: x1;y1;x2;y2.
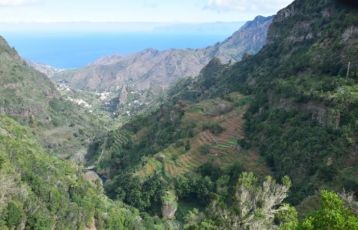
0;0;39;7
205;0;293;14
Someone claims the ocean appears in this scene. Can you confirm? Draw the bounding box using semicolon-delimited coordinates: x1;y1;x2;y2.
2;32;232;69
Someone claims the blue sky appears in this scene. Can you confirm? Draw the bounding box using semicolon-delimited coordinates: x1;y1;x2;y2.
0;0;294;23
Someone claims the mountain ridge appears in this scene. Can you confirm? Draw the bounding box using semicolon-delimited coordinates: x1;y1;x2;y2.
52;15;273;93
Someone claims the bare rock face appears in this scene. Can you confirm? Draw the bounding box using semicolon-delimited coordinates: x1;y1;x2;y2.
83;171;103;188
53;16;273;94
161;191;178;219
85;218;97;230
209;15;273;63
162;203;177;219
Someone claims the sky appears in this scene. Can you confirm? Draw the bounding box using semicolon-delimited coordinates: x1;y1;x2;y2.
0;0;294;23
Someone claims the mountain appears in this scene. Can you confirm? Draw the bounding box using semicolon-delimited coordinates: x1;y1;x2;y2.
206;15;273;63
26;60;65;78
53;16;273;94
0;36;107;161
85;0;358;225
152;21;245;35
49;16;272;120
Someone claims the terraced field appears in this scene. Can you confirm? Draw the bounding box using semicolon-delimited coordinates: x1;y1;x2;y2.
137;158;163;178
97;129;131;164
167;109;246;176
136;145;185;178
135;94;270;178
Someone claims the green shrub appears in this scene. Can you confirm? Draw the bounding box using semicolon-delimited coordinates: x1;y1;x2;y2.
202;122;224;135
199;145;210;155
5;201;23;228
298;191;358;230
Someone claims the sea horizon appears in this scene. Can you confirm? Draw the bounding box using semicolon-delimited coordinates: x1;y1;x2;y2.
2;22;244;69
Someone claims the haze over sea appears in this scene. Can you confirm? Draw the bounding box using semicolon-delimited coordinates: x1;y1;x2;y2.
1;22;244;69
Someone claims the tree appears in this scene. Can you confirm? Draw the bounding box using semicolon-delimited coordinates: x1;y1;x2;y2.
299;190;358;230
204;172;296;230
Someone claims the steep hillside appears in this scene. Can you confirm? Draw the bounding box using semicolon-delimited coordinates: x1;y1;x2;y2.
161;0;358;204
0;36;107;161
0;36;58;121
227;0;358;203
53;15;272;94
208;15;273;63
0;103;319;230
87;0;358;221
85;60;271;219
0;115;182;230
0;115;176;229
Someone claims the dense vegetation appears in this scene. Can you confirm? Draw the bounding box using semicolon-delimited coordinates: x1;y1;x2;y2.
87;0;358;227
0;115;151;229
230;0;358;203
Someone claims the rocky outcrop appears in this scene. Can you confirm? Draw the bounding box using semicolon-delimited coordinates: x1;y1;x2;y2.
85;218;97;230
83;170;103;188
161;191;178;219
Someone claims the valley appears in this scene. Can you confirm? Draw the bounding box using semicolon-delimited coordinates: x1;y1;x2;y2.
32;16;273;123
0;0;357;229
